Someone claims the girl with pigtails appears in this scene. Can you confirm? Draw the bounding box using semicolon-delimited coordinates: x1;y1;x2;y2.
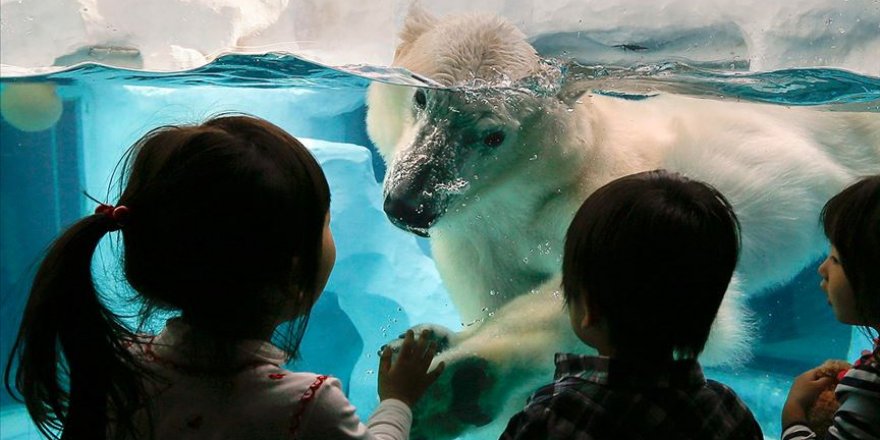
5;115;443;440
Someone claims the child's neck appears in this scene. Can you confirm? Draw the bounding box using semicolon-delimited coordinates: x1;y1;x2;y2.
595;344;614;357
594;343;675;363
585;329;675;362
180;313;278;342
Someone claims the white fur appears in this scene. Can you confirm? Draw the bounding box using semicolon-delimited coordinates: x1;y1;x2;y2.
367;7;880;439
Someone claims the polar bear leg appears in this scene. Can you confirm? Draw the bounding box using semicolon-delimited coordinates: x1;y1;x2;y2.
399;278;585;439
699;276;755;366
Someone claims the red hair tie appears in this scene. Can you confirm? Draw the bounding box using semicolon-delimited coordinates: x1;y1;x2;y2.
95;204;130;230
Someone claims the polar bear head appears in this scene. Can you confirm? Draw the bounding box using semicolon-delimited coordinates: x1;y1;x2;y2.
367;8;576;237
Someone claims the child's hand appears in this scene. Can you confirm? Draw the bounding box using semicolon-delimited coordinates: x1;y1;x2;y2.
378;329;445;407
782;367;835;426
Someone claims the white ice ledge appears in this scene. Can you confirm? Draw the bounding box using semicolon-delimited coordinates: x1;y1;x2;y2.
0;0;878;76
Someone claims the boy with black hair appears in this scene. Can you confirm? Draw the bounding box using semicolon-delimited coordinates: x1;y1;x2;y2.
499;169;763;440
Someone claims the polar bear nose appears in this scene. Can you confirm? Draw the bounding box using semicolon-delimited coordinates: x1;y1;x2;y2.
383;194;438;236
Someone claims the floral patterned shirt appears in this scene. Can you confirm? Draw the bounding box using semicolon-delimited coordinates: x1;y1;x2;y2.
128;318;411;440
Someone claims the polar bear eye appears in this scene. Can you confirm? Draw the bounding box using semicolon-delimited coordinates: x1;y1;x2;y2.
413;90;427;110
483;131;506;147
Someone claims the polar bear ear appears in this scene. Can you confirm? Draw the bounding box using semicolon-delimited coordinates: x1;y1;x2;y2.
395;2;439;61
555;82;592;107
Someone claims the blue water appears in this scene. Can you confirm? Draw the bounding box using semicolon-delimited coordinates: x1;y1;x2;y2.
1;54;878;439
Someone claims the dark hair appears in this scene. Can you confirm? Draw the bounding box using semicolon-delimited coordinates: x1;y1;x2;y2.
4;115;331;439
562;169;740;360
821;175;880;333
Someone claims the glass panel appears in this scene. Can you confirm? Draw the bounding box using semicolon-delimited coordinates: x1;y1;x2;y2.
2;2;877;439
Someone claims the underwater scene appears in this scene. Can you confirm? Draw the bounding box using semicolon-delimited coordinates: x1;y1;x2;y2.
1;1;879;439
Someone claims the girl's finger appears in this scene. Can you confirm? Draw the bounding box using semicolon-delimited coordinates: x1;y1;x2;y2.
424;342;437;360
427;361;446;384
814;376;834;386
379;346;393;373
418;329;431;348
402;329;415;355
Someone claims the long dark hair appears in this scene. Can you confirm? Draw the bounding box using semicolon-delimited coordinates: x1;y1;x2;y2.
821;174;880;342
4;115;331;439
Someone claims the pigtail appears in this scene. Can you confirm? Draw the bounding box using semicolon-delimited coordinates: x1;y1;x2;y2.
4;213;146;440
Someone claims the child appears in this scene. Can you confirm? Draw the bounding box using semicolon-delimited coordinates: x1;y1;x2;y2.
4;115;444;440
781;175;879;440
499;169;763;439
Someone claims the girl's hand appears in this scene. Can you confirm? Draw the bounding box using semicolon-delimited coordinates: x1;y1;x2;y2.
781;367;834;426
378;329;445;407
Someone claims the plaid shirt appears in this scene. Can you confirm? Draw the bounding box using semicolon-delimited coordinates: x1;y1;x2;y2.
499;353;763;440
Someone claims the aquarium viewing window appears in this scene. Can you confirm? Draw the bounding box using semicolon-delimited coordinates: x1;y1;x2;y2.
1;1;878;439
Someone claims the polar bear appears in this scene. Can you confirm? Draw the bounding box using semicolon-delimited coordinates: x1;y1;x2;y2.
366;7;880;440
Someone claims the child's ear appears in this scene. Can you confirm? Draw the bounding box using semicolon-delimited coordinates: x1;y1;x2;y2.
578;296;600;330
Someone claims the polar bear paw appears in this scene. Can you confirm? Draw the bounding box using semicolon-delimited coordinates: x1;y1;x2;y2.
381;326;502;439
380;323;457;355
411;355;496;440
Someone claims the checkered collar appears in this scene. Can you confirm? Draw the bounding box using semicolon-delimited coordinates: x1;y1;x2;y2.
553;352;707;389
